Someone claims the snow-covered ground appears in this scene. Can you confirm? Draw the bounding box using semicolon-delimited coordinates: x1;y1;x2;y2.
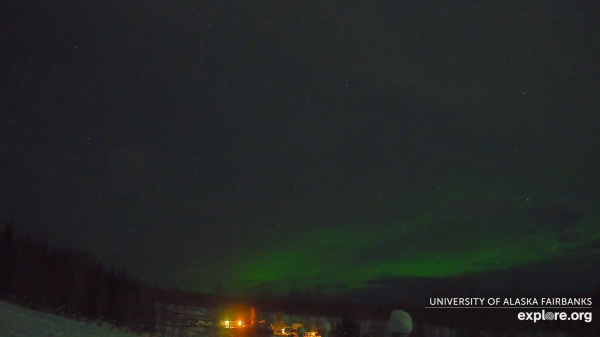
0;301;139;336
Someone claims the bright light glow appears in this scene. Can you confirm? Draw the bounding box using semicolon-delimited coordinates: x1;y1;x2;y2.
238;320;242;326
282;329;285;334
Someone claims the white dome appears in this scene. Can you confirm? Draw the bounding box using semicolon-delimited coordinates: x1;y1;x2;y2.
389;310;412;333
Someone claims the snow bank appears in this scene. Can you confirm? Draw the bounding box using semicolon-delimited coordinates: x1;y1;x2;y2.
0;301;138;336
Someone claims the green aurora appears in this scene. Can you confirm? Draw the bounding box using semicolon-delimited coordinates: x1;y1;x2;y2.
184;181;600;297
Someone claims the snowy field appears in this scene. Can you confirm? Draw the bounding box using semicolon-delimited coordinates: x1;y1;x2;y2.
0;301;138;336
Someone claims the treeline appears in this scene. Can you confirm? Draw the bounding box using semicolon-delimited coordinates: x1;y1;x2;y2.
0;222;157;334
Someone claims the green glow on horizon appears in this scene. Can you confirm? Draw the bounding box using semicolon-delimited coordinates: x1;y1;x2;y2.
184;183;600;297
227;215;599;296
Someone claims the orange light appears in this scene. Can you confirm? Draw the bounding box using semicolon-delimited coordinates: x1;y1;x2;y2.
238;320;242;326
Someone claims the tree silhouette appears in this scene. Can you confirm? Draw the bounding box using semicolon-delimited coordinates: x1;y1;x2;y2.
0;220;156;333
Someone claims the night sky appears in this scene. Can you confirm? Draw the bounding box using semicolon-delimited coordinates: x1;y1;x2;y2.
2;1;599;303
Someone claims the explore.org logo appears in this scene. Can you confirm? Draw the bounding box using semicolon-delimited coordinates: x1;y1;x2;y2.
426;297;594;324
518;310;592;323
